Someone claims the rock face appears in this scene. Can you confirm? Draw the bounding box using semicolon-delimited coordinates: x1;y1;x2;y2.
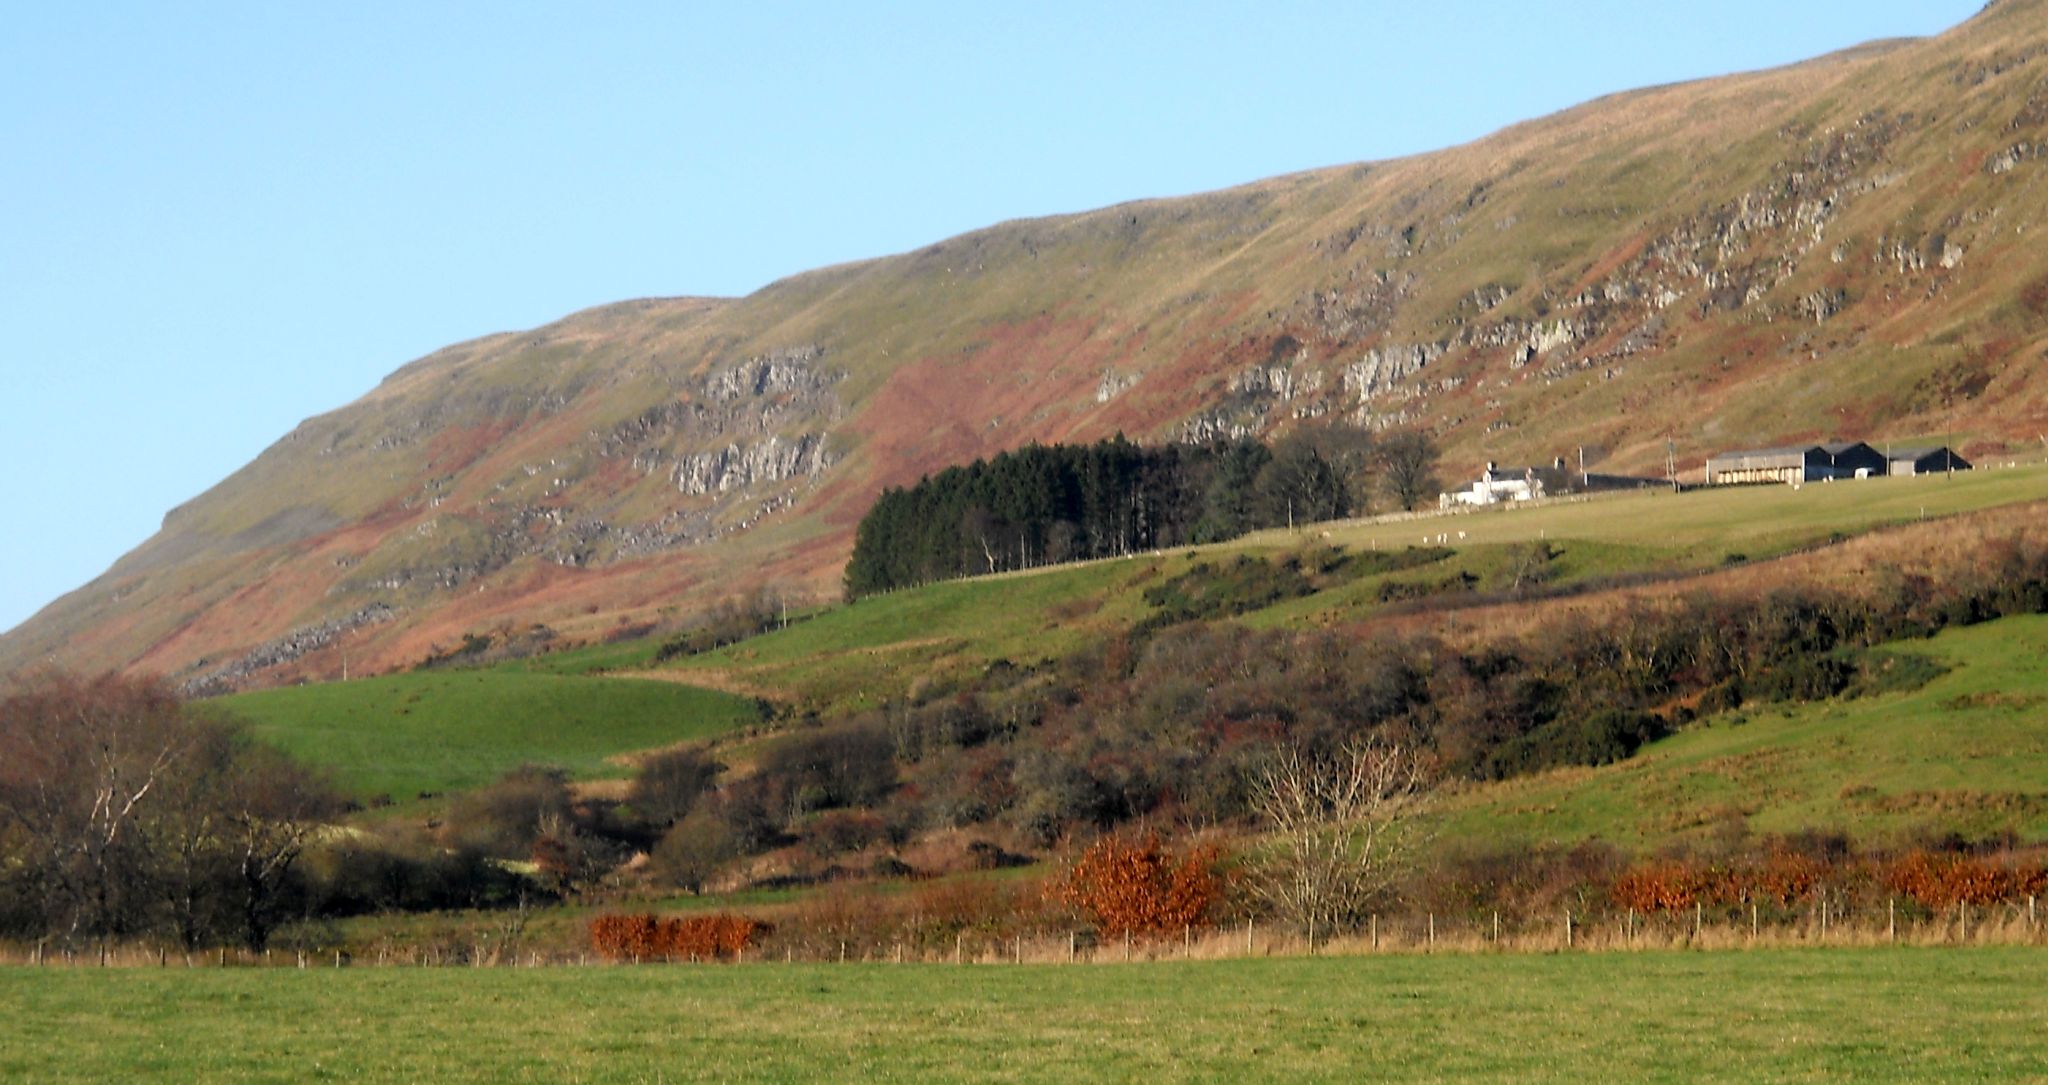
178;604;397;697
9;3;2048;687
675;433;834;495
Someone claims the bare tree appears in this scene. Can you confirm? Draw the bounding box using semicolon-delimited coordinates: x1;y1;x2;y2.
0;672;196;945
218;744;341;952
1247;742;1430;946
1376;431;1441;512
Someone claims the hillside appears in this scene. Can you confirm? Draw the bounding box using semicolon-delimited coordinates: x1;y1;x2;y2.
9;0;2048;687
215;468;2048;852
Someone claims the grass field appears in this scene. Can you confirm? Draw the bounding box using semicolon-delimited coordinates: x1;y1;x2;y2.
217;671;764;802
1439;615;2048;850
654;465;2048;711
2;949;2042;1082
1316;464;2048;561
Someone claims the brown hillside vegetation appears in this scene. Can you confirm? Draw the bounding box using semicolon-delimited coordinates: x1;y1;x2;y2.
9;2;2048;685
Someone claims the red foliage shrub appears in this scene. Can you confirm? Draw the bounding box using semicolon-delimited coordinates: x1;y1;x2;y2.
1883;852;2042;908
589;913;768;961
1751;850;1826;905
1610;859;1728;912
1048;833;1223;939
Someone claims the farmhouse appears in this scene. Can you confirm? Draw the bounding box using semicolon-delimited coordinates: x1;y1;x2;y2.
1886;446;1972;476
1441;459;1659;509
1704;442;1887;485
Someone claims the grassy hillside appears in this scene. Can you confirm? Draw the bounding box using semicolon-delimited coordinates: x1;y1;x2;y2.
5;950;2045;1083
664;466;2048;712
11;1;2048;689
217;671;763;802
1440;614;2048;850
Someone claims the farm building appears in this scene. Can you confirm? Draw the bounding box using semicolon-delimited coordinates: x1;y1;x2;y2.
1887;447;1972;475
1441;459;1659;508
1705;442;1887;485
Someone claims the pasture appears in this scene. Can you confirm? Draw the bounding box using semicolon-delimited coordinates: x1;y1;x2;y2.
1439;614;2048;850
1;949;2041;1082
217;671;764;802
665;465;2048;711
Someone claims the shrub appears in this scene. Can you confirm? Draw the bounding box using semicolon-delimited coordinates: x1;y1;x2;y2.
1482;710;1667;780
651;812;740;893
807;809;886;857
589;913;767;961
627;747;723;829
1883;851;2044;908
1048;833;1224;939
1610;859;1733;911
758;727;897;813
439;765;574;859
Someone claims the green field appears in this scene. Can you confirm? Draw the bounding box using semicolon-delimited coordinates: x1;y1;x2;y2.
1440;615;2048;850
1317;465;2048;560
217;671;764;801
3;949;2042;1083
663;466;2048;711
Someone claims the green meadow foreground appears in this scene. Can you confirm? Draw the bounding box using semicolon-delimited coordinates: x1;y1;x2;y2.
2;950;2041;1083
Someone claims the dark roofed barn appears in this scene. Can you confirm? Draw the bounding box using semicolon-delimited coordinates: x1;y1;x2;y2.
1705;442;1887;485
1887;447;1972;476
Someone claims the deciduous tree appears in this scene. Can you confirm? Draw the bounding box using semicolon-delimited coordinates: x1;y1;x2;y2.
1247;742;1430;945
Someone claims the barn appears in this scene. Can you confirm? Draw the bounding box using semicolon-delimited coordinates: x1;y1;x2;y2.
1705;442;1888;485
1887;447;1972;476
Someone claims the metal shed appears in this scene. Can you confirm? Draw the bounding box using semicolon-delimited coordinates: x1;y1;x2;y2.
1705;441;1887;485
1886;447;1972;476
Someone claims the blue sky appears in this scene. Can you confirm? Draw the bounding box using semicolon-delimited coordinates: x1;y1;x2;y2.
0;1;1984;637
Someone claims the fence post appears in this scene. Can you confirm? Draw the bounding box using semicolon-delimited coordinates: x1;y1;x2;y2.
1370;914;1377;951
1184;924;1191;954
1694;902;1702;942
1751;902;1758;942
1246;918;1253;956
1427;913;1435;950
1124;930;1131;963
1493;911;1501;944
1888;898;1896;944
955;933;963;964
1068;931;1076;963
1565;911;1574;950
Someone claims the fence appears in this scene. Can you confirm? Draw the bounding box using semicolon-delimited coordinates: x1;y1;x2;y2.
4;896;2040;969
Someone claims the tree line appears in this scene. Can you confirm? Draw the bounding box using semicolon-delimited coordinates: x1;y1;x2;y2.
843;427;1439;597
0;673;339;953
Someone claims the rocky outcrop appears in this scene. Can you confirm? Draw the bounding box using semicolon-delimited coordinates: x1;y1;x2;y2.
1096;370;1139;403
178;603;397;696
1343;342;1447;403
674;433;834;495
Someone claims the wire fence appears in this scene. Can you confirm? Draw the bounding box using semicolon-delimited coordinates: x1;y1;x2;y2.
5;896;2040;969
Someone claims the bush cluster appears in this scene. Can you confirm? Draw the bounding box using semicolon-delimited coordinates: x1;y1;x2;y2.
1048;833;1227;939
588;913;767;961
